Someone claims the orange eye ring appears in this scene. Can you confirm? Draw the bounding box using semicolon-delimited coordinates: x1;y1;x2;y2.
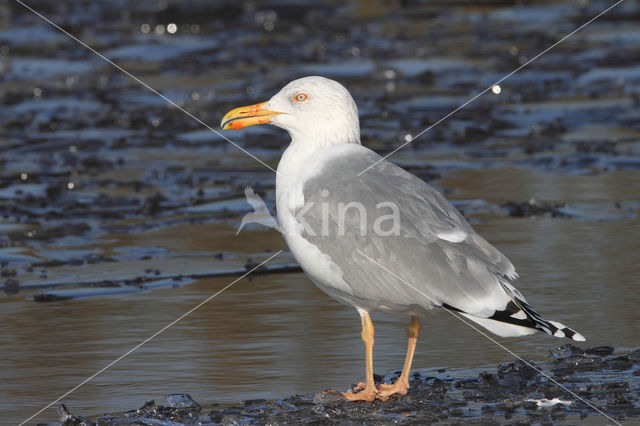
294;93;308;102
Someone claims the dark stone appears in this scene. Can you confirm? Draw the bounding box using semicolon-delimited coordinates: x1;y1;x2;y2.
165;393;202;412
585;346;615;356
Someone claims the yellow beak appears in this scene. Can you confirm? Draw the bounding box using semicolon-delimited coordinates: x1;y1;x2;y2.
220;102;282;130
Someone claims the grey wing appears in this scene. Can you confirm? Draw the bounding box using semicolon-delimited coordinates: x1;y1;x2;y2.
298;145;517;316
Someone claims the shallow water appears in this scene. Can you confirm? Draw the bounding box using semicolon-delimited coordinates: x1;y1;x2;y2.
2;170;638;423
1;0;639;423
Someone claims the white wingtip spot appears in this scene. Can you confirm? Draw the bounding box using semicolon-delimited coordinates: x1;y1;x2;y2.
548;320;585;341
510;310;527;320
572;332;586;342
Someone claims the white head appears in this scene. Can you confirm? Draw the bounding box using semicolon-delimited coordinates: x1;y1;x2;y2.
221;76;360;147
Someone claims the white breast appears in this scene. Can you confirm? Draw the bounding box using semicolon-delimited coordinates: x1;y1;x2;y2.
276;143;355;299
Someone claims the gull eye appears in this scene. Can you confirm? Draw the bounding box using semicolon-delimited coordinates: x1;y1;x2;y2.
294;93;308;102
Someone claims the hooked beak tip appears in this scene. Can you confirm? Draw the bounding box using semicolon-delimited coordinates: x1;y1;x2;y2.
220;102;281;130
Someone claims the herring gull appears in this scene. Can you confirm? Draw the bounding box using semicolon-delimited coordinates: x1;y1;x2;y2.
221;76;584;402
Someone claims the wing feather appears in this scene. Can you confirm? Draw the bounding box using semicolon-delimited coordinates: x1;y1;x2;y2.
297;145;516;316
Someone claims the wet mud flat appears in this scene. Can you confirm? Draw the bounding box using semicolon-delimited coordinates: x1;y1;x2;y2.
1;0;639;424
51;345;640;425
1;0;639;296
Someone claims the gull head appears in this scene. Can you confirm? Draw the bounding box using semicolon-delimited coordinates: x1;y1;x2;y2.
221;76;360;147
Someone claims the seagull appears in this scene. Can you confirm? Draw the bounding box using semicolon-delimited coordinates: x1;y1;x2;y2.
221;76;584;402
236;186;281;235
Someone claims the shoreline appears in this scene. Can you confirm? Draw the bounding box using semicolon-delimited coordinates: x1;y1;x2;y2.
53;344;639;425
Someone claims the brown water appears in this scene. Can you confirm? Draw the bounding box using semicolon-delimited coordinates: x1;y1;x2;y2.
2;168;639;423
